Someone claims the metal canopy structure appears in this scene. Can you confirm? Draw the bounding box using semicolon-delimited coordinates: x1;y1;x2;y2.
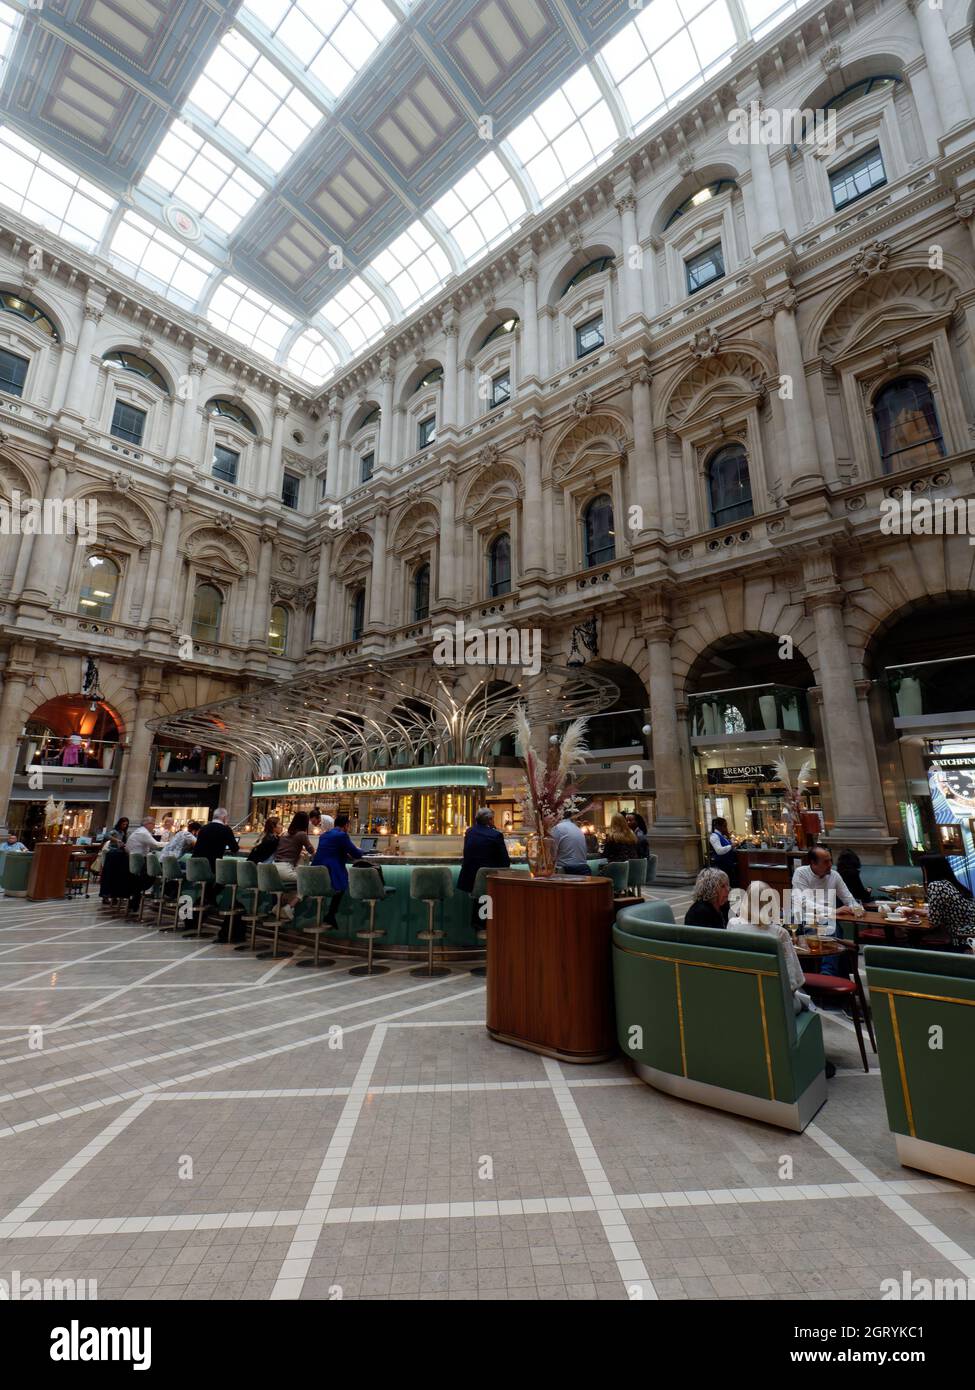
149;657;619;779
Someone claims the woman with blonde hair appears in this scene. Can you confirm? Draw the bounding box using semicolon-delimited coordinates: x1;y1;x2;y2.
728;880;811;1014
602;812;638;863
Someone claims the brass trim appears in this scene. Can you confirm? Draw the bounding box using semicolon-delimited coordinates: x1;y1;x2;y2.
674;961;687;1077
869;985;975;1008
616;945;777;978
887;993;916;1139
757;975;776;1102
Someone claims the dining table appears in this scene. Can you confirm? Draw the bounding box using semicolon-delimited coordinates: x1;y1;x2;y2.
835;905;933;949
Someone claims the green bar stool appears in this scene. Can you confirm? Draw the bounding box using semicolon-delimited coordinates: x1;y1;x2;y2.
468;867;493;978
156;857;183;931
234;859;268;953
295;866;337;969
184;857;216;937
138;853;161;924
627;858;648;895
348;865;393;977
410;865;454;978
214;858;240;943
596;861;629;896
125;852;146;918
256;863;293;960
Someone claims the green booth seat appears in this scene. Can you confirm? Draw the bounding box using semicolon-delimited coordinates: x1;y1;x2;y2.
864;945;975;1185
0;852;33;897
859;865;923;898
614;907;827;1132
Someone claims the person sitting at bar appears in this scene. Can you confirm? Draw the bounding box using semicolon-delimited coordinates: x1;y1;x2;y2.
0;831;27;852
603;812;638;862
247;816;281;864
193;808;239;872
458;807;511;893
921;854;975;950
124;815;162;911
273;812;316;919
547;809;590;875
313;813;366;926
684;868;730;928
626;812;650;860
707;817;739;886
835;848;875;904
161;820;200;860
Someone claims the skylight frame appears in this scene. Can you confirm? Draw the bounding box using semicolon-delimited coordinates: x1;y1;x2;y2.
0;126;115;255
430;151;527;268
141;118;266;238
366;220;453;317
505;65;618;209
207;275;298;361
286;325;342;386
319;276;391;356
109;211;216;311
242;0;399;102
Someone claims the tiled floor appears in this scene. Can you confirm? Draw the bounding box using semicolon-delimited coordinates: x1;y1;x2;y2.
0;891;973;1301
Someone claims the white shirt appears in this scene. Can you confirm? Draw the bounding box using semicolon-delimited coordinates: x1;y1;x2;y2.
127;826;162;857
791;864;857;914
550;819;589;869
709;831;734;857
161;829;196;859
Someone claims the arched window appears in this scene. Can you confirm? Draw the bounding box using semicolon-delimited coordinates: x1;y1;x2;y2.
191;583;223;643
413;366;443;393
268;605;288;655
78;553;120;620
707;444;753;527
873;376;945;473
664;180;737;230
413;563;430;620
351;586;366;641
488;533;511;596
359;406;380;429
560;257;613;297
583;495;615;568
206;398;257;433
825;75;901;115
478;317;518;350
0;292;59;339
102;350;168;393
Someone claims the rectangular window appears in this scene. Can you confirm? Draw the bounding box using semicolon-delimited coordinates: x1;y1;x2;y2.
212;445;239;484
0;348;28;398
575;315;604;358
110;400;146;445
360;451;374;483
418;416;436;450
281;471;300;510
685;243;725;295
490;371;511;408
830;145;887;210
320;472;328;499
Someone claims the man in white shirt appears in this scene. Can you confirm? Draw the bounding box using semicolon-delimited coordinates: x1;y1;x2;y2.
126;816;161;858
791;847;858;917
550;812;590;874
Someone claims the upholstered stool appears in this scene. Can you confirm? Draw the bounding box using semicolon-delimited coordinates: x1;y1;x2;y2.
183;857;216;938
348;865;392;977
802;971;874;1073
627;858;648;895
596;861;630;896
234;859;268;953
156;857;184;931
294;866;337;969
255;863;293;960
137;853;161;924
124;852;146;917
466;867;494;978
410;865;454;978
214;858;241;943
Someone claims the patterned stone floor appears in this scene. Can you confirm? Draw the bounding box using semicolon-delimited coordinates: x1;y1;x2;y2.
0;890;973;1301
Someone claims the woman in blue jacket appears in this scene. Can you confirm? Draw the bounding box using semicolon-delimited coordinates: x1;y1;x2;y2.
312;813;364;925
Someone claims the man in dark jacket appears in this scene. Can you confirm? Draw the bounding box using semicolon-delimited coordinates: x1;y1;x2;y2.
193;808;239;870
457;808;510;895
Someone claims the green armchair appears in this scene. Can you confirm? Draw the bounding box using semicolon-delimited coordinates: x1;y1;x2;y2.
0;852;33;896
613;909;827;1131
864;945;975;1184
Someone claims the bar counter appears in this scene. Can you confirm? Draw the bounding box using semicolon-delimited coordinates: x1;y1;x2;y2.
735;848;806;892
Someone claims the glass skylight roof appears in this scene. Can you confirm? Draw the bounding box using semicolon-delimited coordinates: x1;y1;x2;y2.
319;276;390;355
109;212;215;309
244;0;398;100
207;276;297;358
141;120;265;236
506;67;618;208
367;220;452;316
431;152;527;266
287;326;341;385
741;0;801;40
0;2;20;70
187;28;321;174
600;0;738;132
0;127;114;254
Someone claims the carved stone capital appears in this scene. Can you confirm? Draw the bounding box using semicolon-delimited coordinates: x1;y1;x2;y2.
851;240;892;280
689;327;721;360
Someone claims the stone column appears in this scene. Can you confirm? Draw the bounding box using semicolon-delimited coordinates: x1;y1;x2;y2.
61;293;105;421
311;537;333;647
116;672;161;819
739;94;781;242
441;306;458;429
149;492;186;629
519;256;539;381
323;394;342;499
908;0;970;134
769;291;822;492
20;457;69;607
614;185;644;325
377;361;395;471
522;421;544;577
223;753;253;825
263;391;290;499
248;527;275;651
643;608;699;880
0;647;34;826
367;505;388;629
176;352;207;464
437;470;457;608
630;365;661;539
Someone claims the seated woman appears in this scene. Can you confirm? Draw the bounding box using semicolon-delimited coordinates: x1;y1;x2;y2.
272;812;316;920
602;813;638;863
683;868;729;928
921;855;975;950
835;848;874;904
98;835;132;906
248;816;282;865
728;880;811;1015
625;812;650;860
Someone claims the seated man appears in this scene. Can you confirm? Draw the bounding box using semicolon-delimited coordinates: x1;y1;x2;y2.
0;831;27;853
684;868;729;928
792;846;858;979
457;808;511;917
549;809;590;876
313;813;367;926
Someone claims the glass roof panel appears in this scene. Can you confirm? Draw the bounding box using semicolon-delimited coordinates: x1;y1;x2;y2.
141;119;265;236
600;0;738;132
506;66;617;207
320;276;390;354
244;0;398;100
186;28;321;174
367;220;452;315
0;126;114;253
431;151;527;266
0;1;19;69
287;326;341;384
109;211;215;309
741;0;800;40
207;275;297;359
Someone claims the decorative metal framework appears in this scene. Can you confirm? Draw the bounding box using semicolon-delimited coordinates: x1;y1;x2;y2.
149;658;618;780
